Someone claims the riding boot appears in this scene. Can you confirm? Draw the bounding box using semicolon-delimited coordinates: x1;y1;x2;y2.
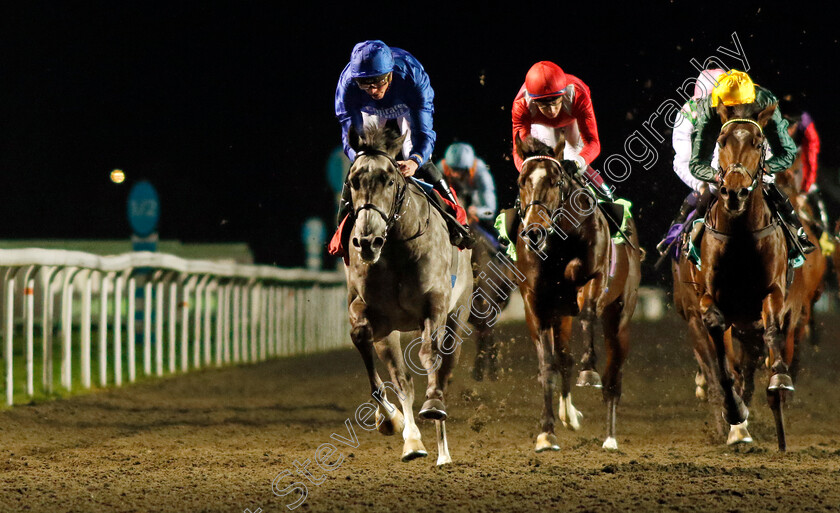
765;181;816;258
807;188;835;254
657;191;697;255
497;207;520;256
433;178;476;250
688;187;714;254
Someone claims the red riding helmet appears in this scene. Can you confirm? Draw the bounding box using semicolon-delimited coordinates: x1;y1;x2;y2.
525;61;567;100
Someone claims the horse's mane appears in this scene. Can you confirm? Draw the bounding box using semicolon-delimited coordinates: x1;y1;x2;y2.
518;135;555;159
355;123;402;154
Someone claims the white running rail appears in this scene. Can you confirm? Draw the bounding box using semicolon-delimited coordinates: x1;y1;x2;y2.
0;249;348;406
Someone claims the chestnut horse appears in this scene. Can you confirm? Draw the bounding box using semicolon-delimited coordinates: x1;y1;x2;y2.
696;102;799;451
344;123;473;466
514;135;641;452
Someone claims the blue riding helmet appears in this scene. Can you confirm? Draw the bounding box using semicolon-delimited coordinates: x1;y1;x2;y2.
444;143;476;169
349;40;395;78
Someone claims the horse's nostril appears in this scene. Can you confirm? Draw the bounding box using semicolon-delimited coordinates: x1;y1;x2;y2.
720;187;728;197
738;188;749;198
372;237;385;249
352;237;361;248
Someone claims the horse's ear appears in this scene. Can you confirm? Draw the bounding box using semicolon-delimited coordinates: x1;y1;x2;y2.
387;132;408;159
348;126;361;153
716;102;733;123
514;133;526;162
757;102;777;129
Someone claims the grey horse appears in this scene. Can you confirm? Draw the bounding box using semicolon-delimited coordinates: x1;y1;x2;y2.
344;123;473;465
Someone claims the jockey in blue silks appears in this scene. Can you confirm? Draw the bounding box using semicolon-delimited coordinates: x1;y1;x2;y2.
335;40;474;249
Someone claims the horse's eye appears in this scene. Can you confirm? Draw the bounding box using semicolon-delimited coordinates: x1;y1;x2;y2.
350;177;360;190
388;179;394;186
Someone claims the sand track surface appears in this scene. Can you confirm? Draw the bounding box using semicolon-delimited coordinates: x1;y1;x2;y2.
1;316;839;512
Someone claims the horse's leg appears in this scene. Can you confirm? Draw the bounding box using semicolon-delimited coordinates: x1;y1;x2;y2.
417;299;449;420
374;332;427;462
472;321;490;382
577;291;602;388
535;323;560;452
764;288;794;452
428;314;464;466
700;297;750;435
348;299;399;437
600;301;629;450
555;316;582;433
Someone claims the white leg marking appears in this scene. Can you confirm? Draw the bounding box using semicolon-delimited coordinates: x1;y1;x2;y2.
727;420;753;445
602;437;618;450
435;420;452;466
559;394;583;431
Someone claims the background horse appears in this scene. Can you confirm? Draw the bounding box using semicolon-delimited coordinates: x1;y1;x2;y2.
344;123;473;466
514;134;641;452
696;102;797;451
445;168;517;381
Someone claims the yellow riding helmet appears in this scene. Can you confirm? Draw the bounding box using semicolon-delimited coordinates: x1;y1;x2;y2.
710;70;756;107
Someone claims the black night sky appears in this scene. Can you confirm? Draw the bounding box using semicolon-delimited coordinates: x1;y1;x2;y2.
2;2;838;280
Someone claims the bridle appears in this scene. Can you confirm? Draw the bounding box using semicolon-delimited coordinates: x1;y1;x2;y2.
515;155;570;224
715;118;766;193
351;149;429;241
706;118;779;241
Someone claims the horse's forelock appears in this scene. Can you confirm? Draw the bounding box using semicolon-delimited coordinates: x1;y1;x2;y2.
356;124;401;155
518;136;554;159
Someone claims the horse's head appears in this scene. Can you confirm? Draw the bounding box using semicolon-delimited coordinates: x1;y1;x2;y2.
347;122;407;264
514;133;572;252
715;102;775;215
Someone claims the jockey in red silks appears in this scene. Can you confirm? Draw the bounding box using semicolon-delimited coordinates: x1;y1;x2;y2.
780;96;832;252
511;61;613;200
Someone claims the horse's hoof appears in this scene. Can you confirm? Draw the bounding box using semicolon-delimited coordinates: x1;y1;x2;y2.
436;454;453;466
419;399;447;421
695;386;707;401
602;437;619;451
726;420;753;445
401;439;428;462
376;407;405;436
576;370;603;388
768;373;795;391
535;433;560;453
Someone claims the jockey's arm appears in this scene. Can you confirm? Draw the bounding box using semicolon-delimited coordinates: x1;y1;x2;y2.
764;105;797;174
405;66;436;167
689;98;719;183
335;79;363;162
672;105;707;192
511;96;530;172
572;89;601;169
474;159;497;220
800;123;820;192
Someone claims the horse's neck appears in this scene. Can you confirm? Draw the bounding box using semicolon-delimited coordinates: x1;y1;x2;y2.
390;184;433;243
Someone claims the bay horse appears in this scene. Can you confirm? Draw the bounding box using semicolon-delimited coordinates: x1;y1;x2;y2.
514;134;641;452
445;167;518;381
696;102;798;451
344;123;473;466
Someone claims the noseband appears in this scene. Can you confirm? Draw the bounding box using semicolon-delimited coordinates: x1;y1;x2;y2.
352;150;407;235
